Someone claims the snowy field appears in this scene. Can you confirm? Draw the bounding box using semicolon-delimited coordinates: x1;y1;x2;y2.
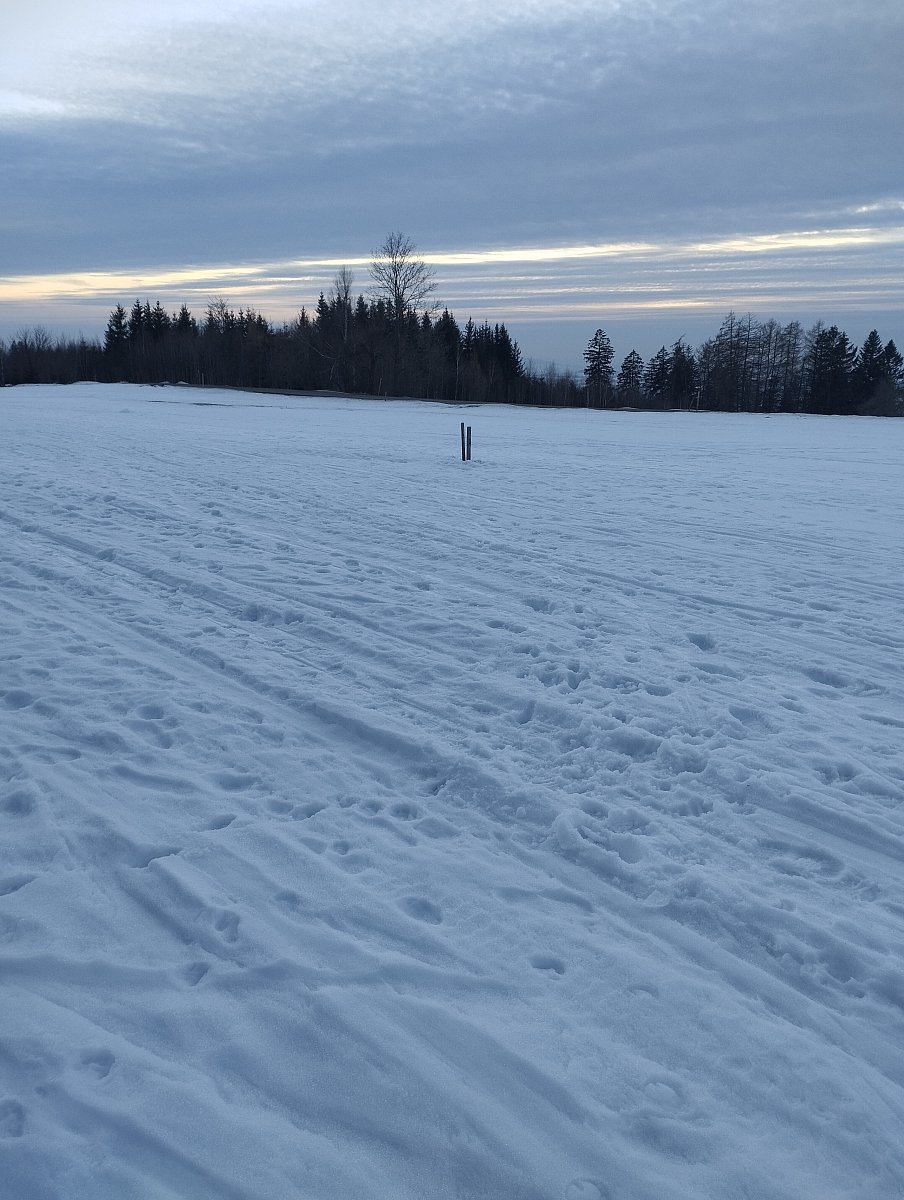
2;383;904;1200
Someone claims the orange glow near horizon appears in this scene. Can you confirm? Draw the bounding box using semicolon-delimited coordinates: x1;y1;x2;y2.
2;225;902;323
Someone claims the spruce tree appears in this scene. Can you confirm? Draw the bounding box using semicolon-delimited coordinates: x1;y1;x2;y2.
583;328;614;407
643;347;670;409
103;305;128;354
616;350;644;406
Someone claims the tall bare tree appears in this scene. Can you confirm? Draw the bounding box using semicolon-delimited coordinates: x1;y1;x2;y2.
369;232;436;323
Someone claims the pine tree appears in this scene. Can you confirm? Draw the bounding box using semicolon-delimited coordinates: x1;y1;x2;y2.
127;299;145;342
804;324;856;415
616;350;644;406
102;305;129;380
669;339;697;409
175;305;198;337
103;305;128;355
884;339;903;389
853;330;890;410
583;328;614;407
855;336;904;415
643;347;670;409
148;301;170;341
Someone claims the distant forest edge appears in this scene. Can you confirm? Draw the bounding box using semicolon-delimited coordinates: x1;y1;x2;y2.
2;234;902;415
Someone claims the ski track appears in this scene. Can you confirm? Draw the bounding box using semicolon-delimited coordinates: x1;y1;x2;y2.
1;384;903;1199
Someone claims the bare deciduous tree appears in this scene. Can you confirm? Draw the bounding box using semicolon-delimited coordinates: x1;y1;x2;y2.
369;232;436;322
330;266;354;342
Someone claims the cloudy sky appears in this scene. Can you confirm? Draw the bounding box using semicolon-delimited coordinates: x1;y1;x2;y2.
1;0;902;368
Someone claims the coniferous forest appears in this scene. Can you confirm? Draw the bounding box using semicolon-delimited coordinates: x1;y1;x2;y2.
2;237;901;415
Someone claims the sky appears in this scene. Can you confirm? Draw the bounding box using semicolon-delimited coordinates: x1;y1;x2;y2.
1;0;902;370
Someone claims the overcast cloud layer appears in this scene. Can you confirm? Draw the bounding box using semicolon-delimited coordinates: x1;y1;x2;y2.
1;0;902;364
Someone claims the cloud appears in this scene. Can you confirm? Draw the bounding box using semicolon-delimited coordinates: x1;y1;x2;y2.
2;0;902;358
0;90;68;119
4;222;901;329
847;199;904;217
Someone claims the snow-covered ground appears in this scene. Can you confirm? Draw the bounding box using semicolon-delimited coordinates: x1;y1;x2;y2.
2;383;903;1200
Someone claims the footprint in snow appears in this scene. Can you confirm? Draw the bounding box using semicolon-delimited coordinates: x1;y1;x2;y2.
414;816;458;839
213;770;257;793
644;682;672;697
0;874;35;897
126;718;174;749
399;896;442;924
641;1075;689;1113
0;1099;26;1138
2;788;37;816
530;954;566;976
728;704;773;732
214;910;240;943
183;962;210;987
815;760;858;784
390;802;420;821
205;813;236;831
128;844;180;869
804;665;851;689
565;1182;610;1200
79;1049;115;1080
524;595;555;613
292;801;326;820
299;836;326;854
764;840;843;879
627;982;659;1000
687;632;716;651
337;852;372;874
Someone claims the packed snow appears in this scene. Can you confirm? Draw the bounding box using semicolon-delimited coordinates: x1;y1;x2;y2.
2;383;903;1200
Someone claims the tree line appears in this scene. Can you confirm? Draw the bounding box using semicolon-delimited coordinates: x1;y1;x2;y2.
2;234;901;414
584;315;902;416
1;235;540;403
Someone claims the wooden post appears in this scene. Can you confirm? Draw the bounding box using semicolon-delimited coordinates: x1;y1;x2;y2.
461;422;466;461
466;425;472;461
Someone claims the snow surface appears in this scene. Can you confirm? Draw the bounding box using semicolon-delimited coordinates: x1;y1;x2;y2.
2;383;904;1200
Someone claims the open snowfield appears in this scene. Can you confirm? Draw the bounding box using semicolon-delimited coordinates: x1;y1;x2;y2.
2;383;904;1200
